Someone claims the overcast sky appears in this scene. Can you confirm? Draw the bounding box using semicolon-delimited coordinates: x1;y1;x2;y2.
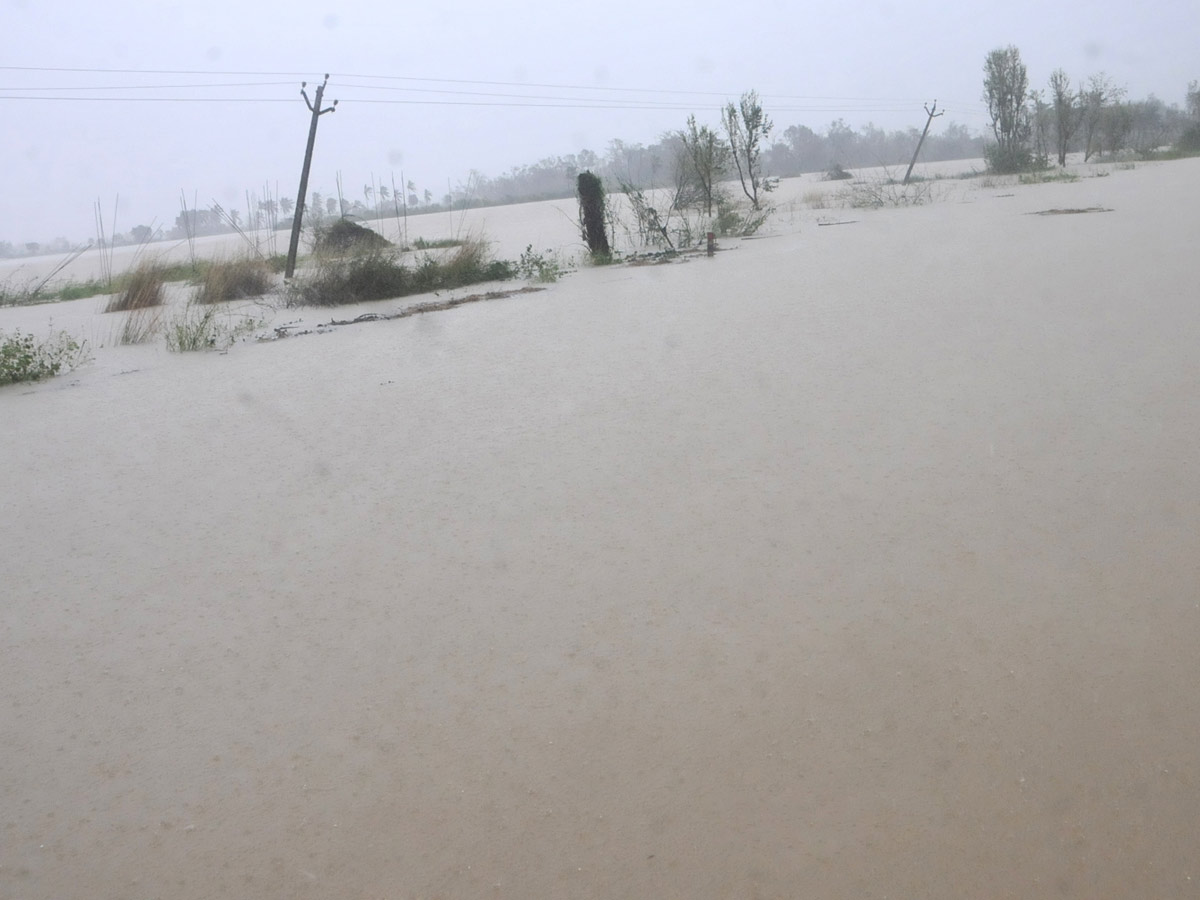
2;0;1197;245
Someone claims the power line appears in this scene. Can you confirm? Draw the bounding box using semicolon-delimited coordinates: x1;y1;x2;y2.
0;96;296;102
0;63;940;106
0;81;294;91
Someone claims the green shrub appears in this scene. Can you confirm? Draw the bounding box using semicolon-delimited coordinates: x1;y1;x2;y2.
713;202;772;236
165;300;261;352
285;247;410;307
518;246;564;283
314;218;392;254
285;238;515;307
984;144;1036;174
841;178;933;209
411;237;464;250
433;239;515;288
1018;170;1079;185
195;257;273;304
1;329;87;385
1175;124;1200;153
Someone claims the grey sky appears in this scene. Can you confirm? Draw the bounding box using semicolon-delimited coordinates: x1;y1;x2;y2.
3;0;1196;245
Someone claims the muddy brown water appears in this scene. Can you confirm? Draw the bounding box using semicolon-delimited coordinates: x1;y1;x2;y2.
3;164;1199;898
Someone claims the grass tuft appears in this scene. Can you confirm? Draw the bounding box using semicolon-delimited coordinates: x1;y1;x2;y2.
194;257;273;304
113;305;163;345
104;261;165;312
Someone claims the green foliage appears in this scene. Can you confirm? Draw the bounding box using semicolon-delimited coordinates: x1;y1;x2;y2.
285;239;515;307
518;246;564;283
55;279;112;302
1175;123;1200;153
165;301;261;352
713;202;772;236
314;218;392;254
195;257;273;304
984;143;1036;174
678;115;730;216
722;89;776;209
841;177;933;209
0;278;41;307
983;45;1033;172
576;171;611;259
1018;169;1080;184
410;237;465;250
0;329;87;385
286;248;408;307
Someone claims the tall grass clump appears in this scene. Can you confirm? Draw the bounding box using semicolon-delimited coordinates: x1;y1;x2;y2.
113;306;163;345
1;329;88;384
419;238;515;291
104;260;165;312
195;256;273;304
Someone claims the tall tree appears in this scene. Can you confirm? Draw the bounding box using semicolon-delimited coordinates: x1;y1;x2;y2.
1049;69;1082;166
723;90;776;209
983;45;1032;172
678;115;729;216
1081;73;1123;161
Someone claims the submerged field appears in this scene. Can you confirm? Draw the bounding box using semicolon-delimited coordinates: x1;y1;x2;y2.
2;158;1198;899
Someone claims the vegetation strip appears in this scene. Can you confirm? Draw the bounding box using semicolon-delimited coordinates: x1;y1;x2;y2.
1030;207;1113;215
266;286;545;340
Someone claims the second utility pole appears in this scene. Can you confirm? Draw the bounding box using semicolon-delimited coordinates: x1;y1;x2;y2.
285;74;337;279
903;100;943;185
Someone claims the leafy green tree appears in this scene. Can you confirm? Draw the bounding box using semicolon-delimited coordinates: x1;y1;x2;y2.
678;115;729;216
983;45;1033;172
722;90;776;209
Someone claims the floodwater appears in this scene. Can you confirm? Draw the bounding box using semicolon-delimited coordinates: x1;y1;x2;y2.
2;162;1199;898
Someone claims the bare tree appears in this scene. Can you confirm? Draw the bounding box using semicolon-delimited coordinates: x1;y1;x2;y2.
982;45;1032;172
722;90;776;209
1048;69;1083;166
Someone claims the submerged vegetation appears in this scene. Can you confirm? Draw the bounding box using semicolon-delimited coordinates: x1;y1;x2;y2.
194;257;273;304
0;329;88;385
285;237;516;307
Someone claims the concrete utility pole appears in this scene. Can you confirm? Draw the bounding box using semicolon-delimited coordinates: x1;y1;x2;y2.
285;75;337;279
903;101;944;185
